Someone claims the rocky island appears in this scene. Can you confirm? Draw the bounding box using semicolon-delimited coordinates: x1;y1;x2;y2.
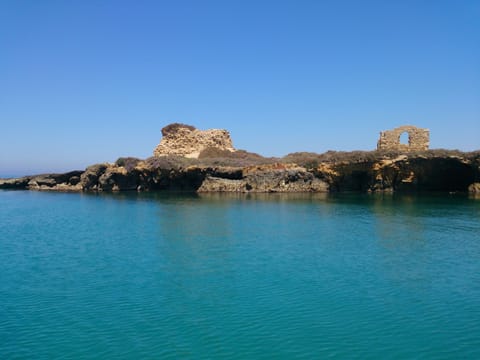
1;123;479;194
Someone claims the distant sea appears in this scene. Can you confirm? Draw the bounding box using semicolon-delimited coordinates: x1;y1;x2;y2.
1;191;479;359
0;174;22;179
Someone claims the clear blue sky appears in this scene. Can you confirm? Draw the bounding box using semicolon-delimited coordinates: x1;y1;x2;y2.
1;0;479;176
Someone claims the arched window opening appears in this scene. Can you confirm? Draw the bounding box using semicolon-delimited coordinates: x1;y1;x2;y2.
399;132;409;145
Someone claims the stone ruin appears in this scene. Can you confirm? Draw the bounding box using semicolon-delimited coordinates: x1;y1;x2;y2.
153;123;236;158
377;125;429;151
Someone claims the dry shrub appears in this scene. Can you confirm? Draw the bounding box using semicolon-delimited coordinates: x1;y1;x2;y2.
161;123;196;136
131;149;480;172
115;157;141;171
197;148;277;167
144;155;196;170
282;149;479;167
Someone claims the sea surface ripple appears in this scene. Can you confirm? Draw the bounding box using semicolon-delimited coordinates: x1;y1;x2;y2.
1;191;479;359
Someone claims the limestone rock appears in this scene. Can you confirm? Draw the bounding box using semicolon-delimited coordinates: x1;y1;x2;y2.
0;171;84;190
98;165;139;191
377;125;429;151
2;150;479;194
0;177;31;189
468;182;480;193
198;163;329;193
79;164;109;191
153;123;235;158
34;171;83;191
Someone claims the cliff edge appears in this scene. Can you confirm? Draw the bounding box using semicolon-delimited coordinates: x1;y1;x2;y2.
2;150;479;194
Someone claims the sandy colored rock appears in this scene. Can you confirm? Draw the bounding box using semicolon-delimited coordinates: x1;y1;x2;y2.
153;123;235;158
377;125;429;151
468;182;480;193
198;163;329;193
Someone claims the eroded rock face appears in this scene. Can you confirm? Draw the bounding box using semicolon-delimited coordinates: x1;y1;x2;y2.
153;123;235;158
316;154;477;193
198;164;329;193
0;171;84;191
2;151;479;194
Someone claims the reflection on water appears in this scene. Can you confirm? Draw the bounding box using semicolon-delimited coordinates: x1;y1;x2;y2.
371;194;427;245
197;192;329;203
1;190;479;359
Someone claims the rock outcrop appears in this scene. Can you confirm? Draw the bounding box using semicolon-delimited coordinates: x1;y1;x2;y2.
0;171;83;191
198;164;329;193
153;123;235;158
314;153;477;193
1;120;479;195
2;150;479;193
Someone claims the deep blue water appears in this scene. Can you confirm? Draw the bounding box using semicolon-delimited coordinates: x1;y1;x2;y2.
1;191;479;359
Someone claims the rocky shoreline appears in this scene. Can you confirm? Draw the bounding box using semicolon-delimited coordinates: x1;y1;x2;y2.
2;123;479;194
2;150;479;194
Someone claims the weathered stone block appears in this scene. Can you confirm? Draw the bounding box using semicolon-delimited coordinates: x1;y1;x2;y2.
153;123;236;158
377;125;429;151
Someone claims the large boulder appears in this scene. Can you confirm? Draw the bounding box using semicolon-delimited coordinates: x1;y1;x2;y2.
79;164;109;190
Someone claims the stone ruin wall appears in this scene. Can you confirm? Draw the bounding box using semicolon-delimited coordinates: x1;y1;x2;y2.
153;123;236;158
377;125;429;151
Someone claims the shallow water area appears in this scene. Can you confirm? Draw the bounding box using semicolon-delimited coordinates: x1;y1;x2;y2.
1;190;479;358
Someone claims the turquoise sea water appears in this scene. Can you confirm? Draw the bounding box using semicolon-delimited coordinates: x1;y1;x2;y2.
1;191;479;359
